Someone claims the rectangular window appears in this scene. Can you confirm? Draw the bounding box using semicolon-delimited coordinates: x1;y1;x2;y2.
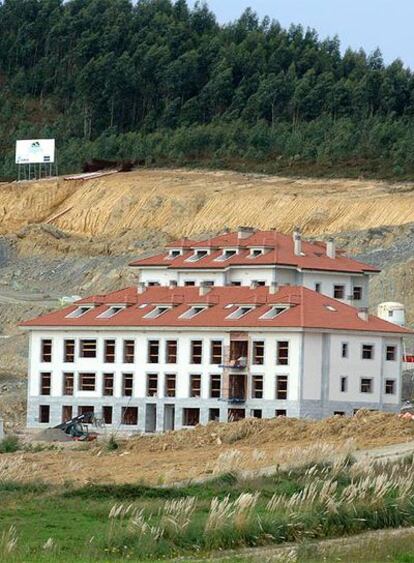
210;341;222;365
386;346;396;361
277;341;289;365
275;409;287;417
79;373;96;392
165;374;176;397
102;406;113;424
103;373;114;396
385;379;396;395
147;373;158;397
62;405;72;422
104;339;116;363
362;344;374;359
340;376;348;393
252;375;263;399
353;286;363;300
184;281;195;286
190;374;201;398
64;339;75;363
230;281;242;286
63;372;74;396
123;340;135;364
148;340;159;363
39;405;50;423
276;375;288;399
252;341;265;365
79;339;96;358
41;339;52;362
40;373;51;395
78;405;94;417
166;340;178;363
342;342;349;358
334;411;345;416
183;408;200;426
360;378;373;393
210;374;221;398
209;408;220;421
334;285;345;299
122;373;133;397
315;283;321;293
122;406;138;425
251;409;262;418
190;340;203;364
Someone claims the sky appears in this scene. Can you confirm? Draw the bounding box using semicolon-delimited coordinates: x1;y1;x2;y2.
188;0;413;68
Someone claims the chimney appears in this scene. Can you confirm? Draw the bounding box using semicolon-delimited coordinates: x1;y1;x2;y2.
293;226;302;256
137;282;146;294
250;280;259;289
358;307;369;321
199;281;212;297
169;280;178;289
238;226;255;240
269;281;279;294
326;238;336;259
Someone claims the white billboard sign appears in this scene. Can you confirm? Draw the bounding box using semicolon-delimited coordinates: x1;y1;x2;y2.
15;139;55;164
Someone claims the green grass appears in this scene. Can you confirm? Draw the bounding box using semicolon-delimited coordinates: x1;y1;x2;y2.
1;458;414;561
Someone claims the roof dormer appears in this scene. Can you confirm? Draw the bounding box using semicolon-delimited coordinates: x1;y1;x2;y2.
97;305;127;319
185;249;210;262
214;248;239;262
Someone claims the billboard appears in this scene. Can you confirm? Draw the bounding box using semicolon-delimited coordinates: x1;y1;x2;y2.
15;139;55;164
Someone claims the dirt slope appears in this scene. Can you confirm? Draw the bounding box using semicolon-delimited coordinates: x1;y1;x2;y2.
2;169;414;239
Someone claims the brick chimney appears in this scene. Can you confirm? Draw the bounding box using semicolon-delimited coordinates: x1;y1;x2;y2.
293;226;302;256
238;226;255;240
326;237;336;259
358;307;369;321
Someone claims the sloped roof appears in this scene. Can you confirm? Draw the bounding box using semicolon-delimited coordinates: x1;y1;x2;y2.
129;230;379;274
20;285;409;334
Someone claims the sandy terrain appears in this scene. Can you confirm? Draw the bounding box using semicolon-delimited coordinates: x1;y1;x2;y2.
1;169;414;239
4;412;414;487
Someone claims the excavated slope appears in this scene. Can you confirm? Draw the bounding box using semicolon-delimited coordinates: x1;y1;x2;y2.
2;169;414;238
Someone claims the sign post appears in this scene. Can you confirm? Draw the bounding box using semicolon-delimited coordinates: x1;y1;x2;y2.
15;139;57;181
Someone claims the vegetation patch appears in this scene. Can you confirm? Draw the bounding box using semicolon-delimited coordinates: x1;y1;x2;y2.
2;454;414;560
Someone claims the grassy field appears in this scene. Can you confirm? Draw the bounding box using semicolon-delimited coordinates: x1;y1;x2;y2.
2;451;414;562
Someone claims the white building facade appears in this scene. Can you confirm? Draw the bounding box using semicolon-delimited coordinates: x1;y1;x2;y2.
22;228;409;431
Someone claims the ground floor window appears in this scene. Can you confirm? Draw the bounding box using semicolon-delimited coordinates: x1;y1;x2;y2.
209;408;220;422
385;379;396;395
251;409;262;418
39;405;50;423
78;405;94;417
360;378;373;393
62;405;72;422
228;408;245;422
275;409;287;417
333;411;345;416
102;406;113;424
122;406;138;425
183;408;200;426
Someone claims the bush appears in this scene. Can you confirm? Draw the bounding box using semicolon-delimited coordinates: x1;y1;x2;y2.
0;435;21;453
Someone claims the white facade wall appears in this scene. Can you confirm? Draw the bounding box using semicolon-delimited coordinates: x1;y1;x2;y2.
27;327;402;430
138;266;369;306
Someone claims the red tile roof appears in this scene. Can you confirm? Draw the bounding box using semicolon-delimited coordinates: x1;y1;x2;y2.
21;285;409;334
129;230;379;274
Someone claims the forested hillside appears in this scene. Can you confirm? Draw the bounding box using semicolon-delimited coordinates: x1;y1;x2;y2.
1;0;414;179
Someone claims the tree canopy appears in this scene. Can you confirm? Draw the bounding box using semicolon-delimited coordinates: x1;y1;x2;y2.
1;0;414;179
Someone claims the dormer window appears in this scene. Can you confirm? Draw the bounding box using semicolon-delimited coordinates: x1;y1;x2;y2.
97;306;126;319
144;306;171;319
186;250;209;262
260;306;288;320
66;306;94;319
215;249;238;262
226;306;255;320
249;248;265;258
166;249;182;260
180;306;208;319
